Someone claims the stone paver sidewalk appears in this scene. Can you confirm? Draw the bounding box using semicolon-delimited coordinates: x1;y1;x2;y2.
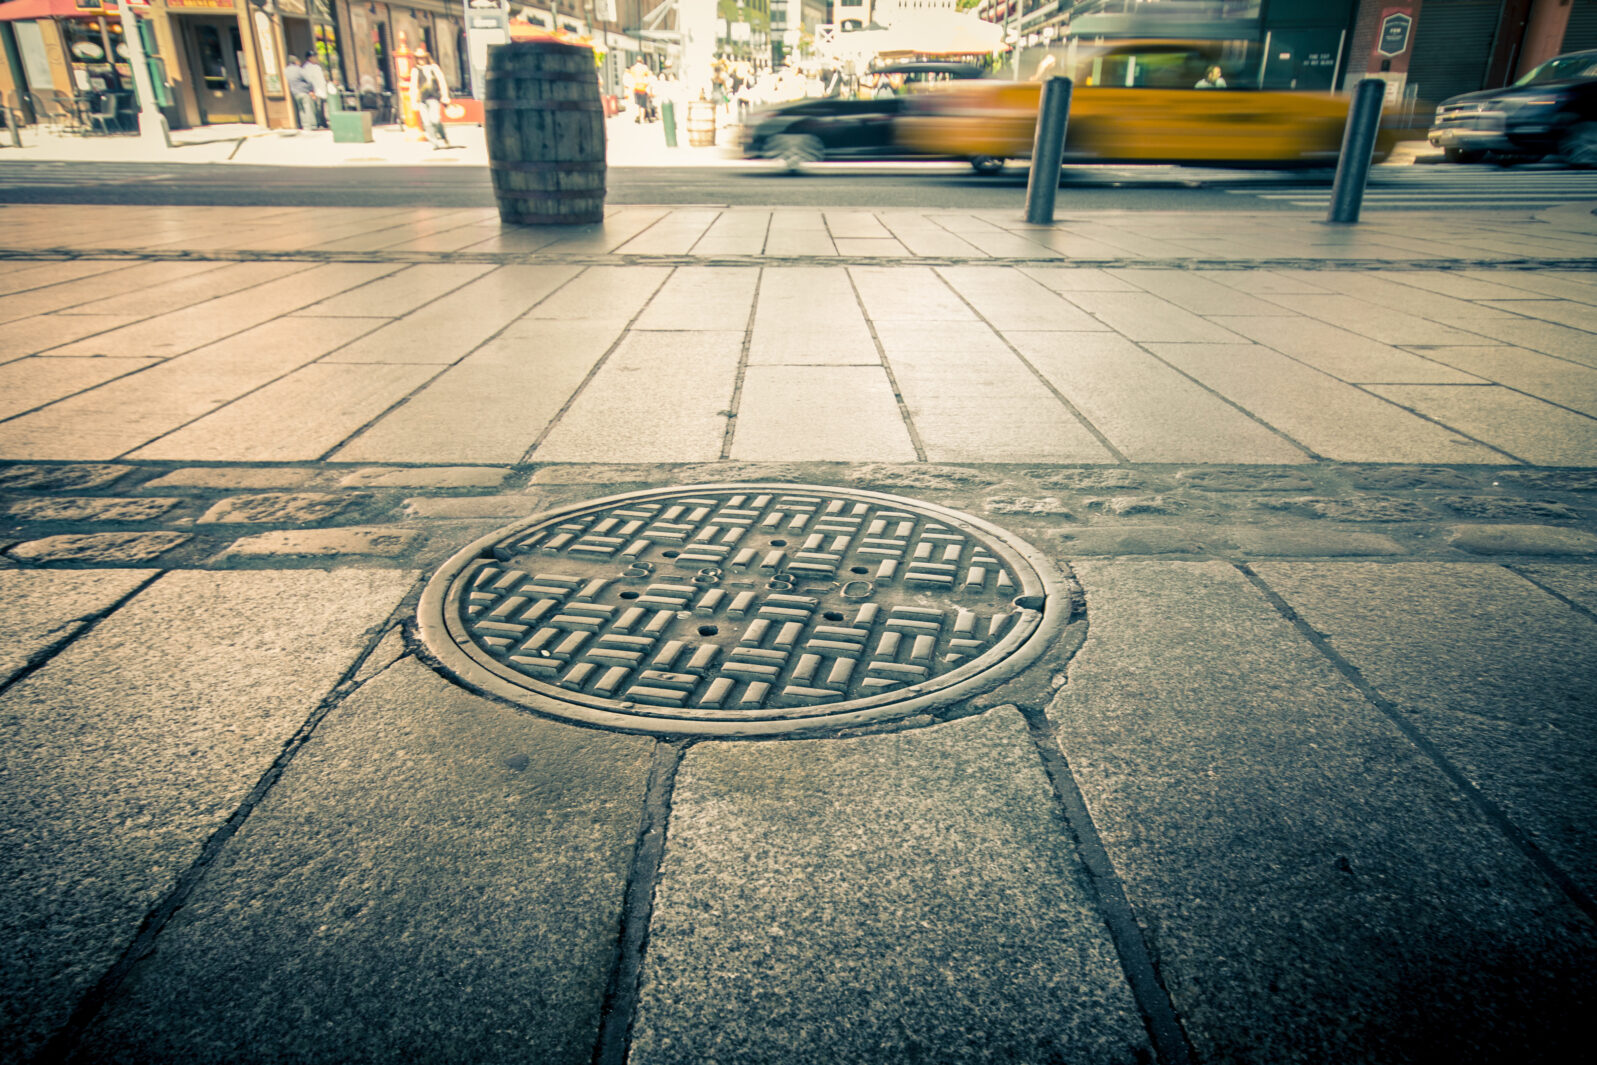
1;199;1595;1065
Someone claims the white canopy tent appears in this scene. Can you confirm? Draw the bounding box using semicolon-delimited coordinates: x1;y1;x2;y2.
821;13;1008;63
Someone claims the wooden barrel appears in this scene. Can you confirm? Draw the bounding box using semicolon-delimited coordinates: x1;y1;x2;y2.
484;40;605;225
686;100;717;148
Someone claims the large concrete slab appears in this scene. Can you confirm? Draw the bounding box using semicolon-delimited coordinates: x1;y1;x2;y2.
748;267;877;365
729;365;918;461
1049;561;1597;1064
0;317;388;461
1008;331;1310;463
875;323;1113;463
331;321;624;464
128;362;441;462
1255;562;1597;899
630;710;1152;1065
0;569;412;1063
324;266;583;364
73;657;655;1065
632;267;759;331
532;330;743;462
42;263;397;359
1364;383;1597;465
0;569;154;685
1146;343;1511;463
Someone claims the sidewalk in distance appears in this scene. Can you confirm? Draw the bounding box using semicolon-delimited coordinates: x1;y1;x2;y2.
0;112;1440;169
1;197;1595;1065
0;113;744;168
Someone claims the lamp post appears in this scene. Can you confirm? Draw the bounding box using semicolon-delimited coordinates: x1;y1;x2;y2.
113;1;170;145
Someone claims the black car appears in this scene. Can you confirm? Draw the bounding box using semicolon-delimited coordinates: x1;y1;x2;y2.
1428;48;1597;165
739;62;1002;172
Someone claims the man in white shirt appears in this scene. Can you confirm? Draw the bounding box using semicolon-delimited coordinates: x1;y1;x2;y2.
302;52;330;129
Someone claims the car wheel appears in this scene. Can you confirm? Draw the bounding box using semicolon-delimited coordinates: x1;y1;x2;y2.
969;155;1006;174
1442;147;1486;164
1559;121;1597;168
772;134;824;172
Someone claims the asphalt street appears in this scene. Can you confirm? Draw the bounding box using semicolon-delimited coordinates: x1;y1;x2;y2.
3;158;1597;210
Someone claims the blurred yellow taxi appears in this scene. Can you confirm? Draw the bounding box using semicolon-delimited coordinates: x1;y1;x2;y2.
898;41;1390;168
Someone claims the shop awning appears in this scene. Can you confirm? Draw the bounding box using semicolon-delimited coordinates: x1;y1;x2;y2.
0;0;147;20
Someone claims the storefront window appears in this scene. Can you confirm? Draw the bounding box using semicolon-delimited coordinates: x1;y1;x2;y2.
63;18;124;92
310;0;345;86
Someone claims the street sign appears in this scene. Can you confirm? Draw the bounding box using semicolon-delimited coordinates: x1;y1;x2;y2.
1378;12;1413;58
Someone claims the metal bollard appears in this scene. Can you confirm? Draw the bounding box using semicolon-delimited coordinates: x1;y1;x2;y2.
3;106;19;149
661;99;677;148
1327;78;1387;224
1025;77;1073;225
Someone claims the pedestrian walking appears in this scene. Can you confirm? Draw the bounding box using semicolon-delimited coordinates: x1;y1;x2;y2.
408;46;456;149
302;51;330;129
285;55;318;131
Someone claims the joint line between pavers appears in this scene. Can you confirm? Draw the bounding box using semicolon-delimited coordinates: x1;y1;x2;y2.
846;266;929;463
516;267;676;466
313;262;571;462
6;247;1597;272
31;582;426;1065
1503;565;1597;626
718;266;763;460
0;570;164;701
936;265;1132;465
1234;562;1597;925
592;739;688;1065
1118;335;1326;461
1338;380;1535;465
1016;705;1196;1065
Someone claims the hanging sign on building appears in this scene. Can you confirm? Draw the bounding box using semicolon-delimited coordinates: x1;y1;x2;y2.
465;0;509;100
1377;10;1413;58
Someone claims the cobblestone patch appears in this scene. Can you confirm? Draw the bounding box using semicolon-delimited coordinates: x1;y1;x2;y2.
6;531;192;564
1059;526;1214;555
1260;497;1436;522
845;464;1004;491
1;461;1594;570
0;464;130;492
1089;495;1185;517
1446;525;1597;556
214;527;423;561
1343;466;1485;490
339;467;510;490
986;496;1076;517
5;497;183;523
142;468;323;490
197;493;367;525
1224;526;1407;557
528;465;663;485
1439;497;1581;521
1492;470;1597;493
1027;468;1160;491
1177;468;1318;492
400;495;542;519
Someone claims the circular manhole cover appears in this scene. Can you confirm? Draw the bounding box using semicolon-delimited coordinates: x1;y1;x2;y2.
418;484;1067;736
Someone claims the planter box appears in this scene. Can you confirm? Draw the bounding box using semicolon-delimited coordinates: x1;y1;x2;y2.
330;110;373;143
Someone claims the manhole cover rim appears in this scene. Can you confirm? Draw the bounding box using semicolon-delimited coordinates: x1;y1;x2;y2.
418;482;1067;737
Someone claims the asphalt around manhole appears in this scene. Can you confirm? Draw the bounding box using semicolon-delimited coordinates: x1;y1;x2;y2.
417;484;1071;736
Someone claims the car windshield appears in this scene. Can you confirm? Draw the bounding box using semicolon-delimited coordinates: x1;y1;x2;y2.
1514;54;1597;85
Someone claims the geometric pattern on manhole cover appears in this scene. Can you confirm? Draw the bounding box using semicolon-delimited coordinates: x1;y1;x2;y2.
417;484;1067;736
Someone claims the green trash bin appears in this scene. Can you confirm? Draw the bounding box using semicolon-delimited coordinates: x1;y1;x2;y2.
330;109;372;143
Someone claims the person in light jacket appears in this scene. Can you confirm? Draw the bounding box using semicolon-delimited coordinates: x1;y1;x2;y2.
408;45;453;149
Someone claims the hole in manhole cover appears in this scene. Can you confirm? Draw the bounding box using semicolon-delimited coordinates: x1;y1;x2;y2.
417;484;1071;736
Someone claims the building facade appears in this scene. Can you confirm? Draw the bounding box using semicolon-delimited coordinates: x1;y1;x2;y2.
974;0;1597;103
0;0;660;128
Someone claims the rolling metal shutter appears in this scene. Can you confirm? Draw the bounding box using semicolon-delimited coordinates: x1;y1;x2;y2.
1563;0;1597;52
1405;0;1504;104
